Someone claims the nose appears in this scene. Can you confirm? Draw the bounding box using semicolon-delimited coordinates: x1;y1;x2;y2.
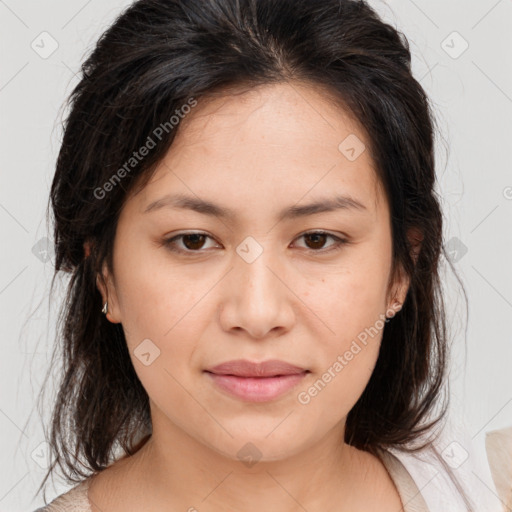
218;242;295;340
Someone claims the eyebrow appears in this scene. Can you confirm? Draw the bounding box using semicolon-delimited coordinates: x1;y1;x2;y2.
143;193;367;221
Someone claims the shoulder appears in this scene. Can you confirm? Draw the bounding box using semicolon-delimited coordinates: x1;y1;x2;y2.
377;442;483;512
34;479;93;512
377;448;431;512
486;425;512;511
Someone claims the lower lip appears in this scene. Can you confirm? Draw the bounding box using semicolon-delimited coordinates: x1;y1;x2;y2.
205;372;308;402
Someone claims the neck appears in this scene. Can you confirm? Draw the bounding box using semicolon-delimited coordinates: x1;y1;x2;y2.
123;413;381;512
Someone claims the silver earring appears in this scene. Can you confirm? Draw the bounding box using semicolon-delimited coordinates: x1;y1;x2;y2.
102;301;108;315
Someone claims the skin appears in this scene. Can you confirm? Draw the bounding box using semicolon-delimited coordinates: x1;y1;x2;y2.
89;80;418;511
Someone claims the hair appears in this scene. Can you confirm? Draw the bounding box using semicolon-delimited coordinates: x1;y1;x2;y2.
37;0;472;508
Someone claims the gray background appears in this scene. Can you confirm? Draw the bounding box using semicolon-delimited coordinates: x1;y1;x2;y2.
0;0;511;510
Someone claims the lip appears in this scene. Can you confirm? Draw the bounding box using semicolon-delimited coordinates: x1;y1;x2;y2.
207;359;307;377
204;359;309;402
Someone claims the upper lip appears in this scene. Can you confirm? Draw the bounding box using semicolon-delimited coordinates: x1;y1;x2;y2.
205;359;308;377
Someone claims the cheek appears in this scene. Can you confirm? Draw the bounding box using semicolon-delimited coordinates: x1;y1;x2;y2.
296;272;388;422
113;236;207;340
113;255;208;415
298;252;390;389
304;253;391;335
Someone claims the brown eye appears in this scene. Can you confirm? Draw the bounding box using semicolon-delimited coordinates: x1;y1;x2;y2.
295;231;347;253
181;233;207;250
303;232;329;250
163;232;218;254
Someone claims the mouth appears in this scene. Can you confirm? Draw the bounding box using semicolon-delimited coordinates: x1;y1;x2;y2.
204;359;310;402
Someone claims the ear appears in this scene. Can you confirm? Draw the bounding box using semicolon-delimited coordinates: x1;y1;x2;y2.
84;240;121;324
408;226;423;265
387;226;423;312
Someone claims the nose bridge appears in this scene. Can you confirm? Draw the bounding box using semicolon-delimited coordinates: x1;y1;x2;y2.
234;234;283;300
220;234;294;337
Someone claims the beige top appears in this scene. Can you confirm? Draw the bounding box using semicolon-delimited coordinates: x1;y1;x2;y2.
37;449;430;512
486;426;512;511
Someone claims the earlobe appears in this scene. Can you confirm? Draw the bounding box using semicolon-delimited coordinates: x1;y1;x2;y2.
96;264;121;324
388;264;409;314
387;227;423;312
85;239;120;323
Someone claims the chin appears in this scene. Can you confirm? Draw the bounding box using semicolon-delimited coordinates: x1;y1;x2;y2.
198;418;320;465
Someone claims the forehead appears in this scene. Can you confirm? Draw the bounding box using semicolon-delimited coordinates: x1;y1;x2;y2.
130;81;385;217
176;81;368;151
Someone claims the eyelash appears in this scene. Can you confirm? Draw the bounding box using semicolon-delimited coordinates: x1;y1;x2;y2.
162;230;348;255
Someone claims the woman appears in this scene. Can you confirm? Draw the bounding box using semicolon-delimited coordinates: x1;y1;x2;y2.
35;0;476;510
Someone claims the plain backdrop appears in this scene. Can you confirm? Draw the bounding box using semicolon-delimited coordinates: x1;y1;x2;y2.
0;0;511;510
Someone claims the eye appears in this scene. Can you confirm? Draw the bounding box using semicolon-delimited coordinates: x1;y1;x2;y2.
162;230;348;255
293;231;348;253
163;232;219;253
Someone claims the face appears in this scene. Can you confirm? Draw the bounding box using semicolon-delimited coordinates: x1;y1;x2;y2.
98;81;409;462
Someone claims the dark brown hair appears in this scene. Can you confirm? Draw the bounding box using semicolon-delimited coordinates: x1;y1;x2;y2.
37;0;471;507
